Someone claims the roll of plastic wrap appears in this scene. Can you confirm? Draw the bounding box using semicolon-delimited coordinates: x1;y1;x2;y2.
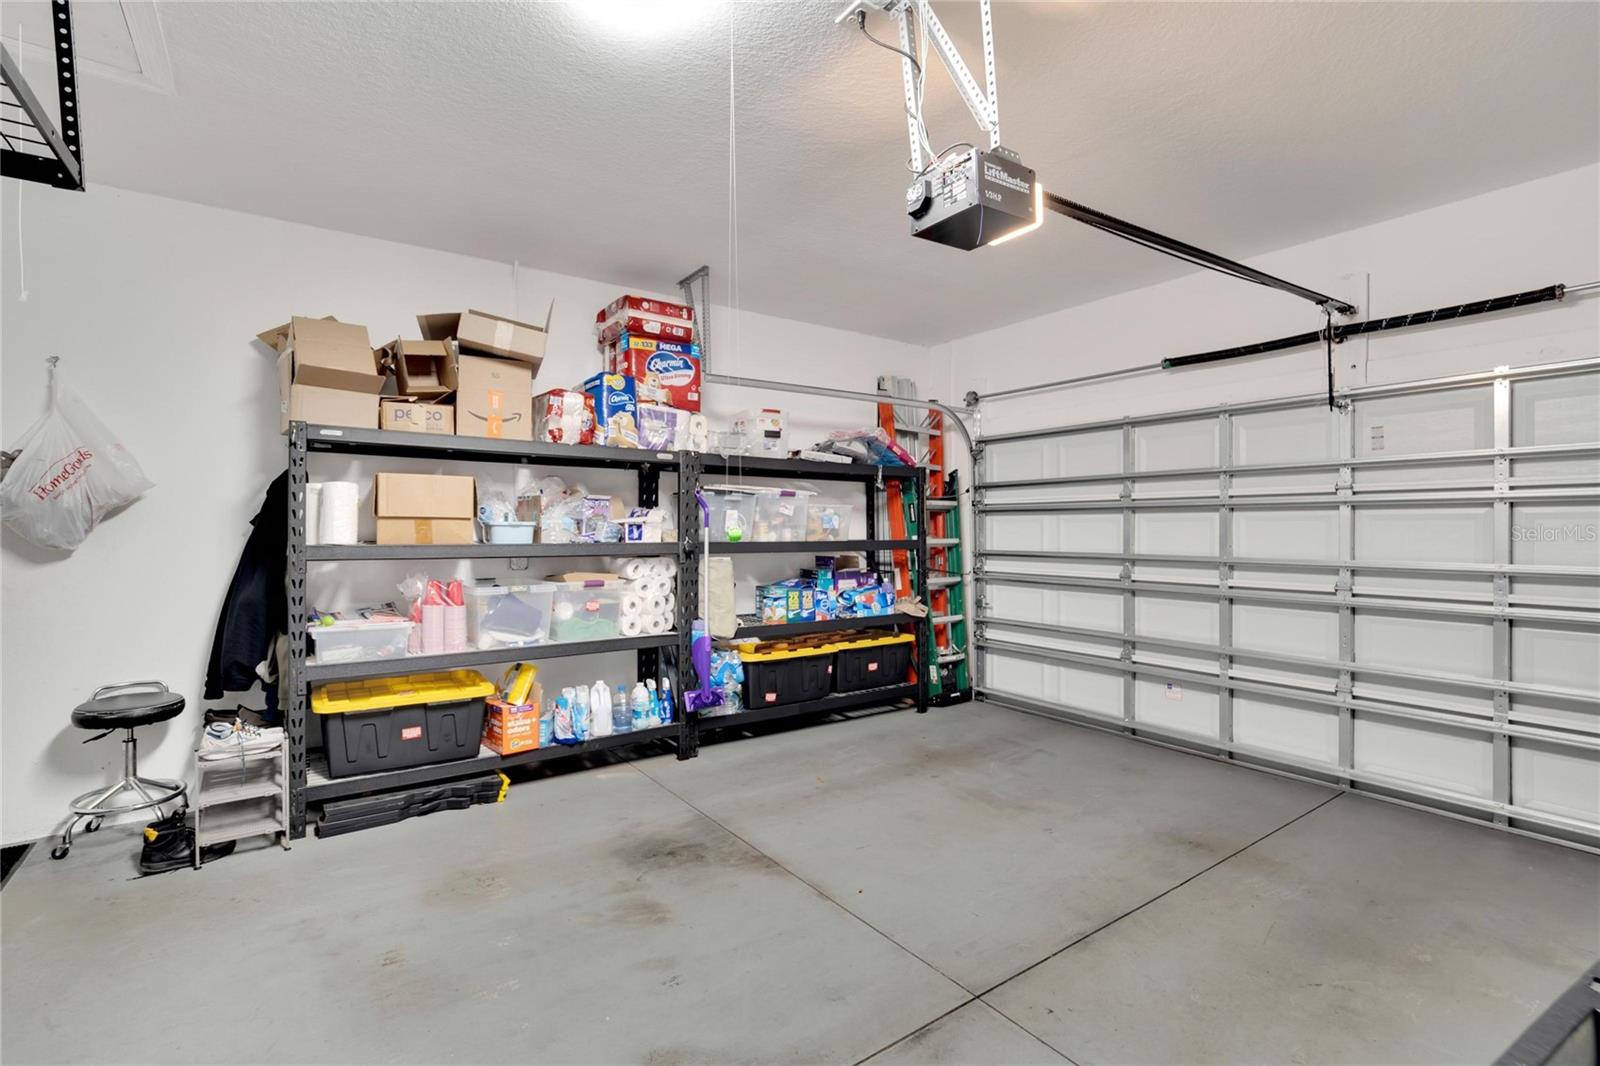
421;604;445;655
613;558;649;581
620;593;645;618
443;604;467;653
644;614;670;635
619;614;644;637
305;483;323;547
318;481;360;545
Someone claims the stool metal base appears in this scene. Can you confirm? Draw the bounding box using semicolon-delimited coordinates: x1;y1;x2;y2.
52;730;187;860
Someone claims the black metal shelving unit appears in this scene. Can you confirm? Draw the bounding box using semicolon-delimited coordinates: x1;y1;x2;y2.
285;424;931;839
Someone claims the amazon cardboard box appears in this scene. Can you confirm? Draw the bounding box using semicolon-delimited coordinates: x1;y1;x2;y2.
455;354;533;441
259;316;384;393
383;338;456;398
373;472;475;545
278;352;377;434
417;306;552;371
379;397;454;435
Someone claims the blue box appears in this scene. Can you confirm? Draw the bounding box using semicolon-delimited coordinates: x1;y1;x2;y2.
582;372;639;448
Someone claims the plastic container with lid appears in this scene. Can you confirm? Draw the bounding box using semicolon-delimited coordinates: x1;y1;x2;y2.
738;640;836;708
481;520;537;544
550;578;627;643
806;502;855;542
751;487;814;542
701;484;757;543
829;632;914;692
465;582;555;648
311;670;495;778
307;619;414;664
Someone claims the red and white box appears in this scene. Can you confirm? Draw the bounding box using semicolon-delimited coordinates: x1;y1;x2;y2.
607;337;702;412
596;315;693;347
598;295;693;326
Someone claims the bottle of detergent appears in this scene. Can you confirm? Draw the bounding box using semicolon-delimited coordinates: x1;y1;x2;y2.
657;676;675;725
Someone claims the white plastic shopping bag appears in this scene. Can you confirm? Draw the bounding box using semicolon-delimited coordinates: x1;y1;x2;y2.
1;361;153;551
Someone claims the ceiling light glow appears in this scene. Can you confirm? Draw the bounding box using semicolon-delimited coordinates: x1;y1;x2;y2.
575;0;722;38
985;181;1045;247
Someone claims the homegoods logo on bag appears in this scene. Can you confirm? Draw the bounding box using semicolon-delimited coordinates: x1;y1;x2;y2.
31;447;93;501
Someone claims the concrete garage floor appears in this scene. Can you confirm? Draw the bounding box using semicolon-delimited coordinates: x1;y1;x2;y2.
3;702;1595;1065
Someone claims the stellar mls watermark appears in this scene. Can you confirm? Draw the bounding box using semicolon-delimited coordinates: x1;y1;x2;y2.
1510;523;1599;543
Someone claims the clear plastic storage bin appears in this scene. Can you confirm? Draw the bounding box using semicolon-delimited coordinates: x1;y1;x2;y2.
550;578;627;642
465;582;555;648
751;487;814;542
308;619;414;664
481;520;537;544
702;484;758;543
806;502;855;542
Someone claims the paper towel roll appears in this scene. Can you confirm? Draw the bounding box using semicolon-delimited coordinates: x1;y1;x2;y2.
653;576;674;599
620;593;645;618
663;593;677;615
421;604;445;655
305;483;323;547
318;481;360;545
644;595;668;618
613;558;649;581
619;614;644;637
658;558;678;579
644;614;670;635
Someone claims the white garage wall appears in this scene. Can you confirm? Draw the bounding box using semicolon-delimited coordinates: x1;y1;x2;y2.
945;163;1600;843
0;182;934;846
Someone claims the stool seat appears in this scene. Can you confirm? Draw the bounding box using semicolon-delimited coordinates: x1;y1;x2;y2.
71;686;186;731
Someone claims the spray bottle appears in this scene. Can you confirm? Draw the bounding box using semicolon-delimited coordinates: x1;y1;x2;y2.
657;675;675;725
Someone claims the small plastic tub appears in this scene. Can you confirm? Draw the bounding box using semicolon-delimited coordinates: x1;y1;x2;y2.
465;582;555;648
702;484;757;543
806;502;855;542
307;619;414;664
482;520;537;544
751;487;814;542
551;578;627;642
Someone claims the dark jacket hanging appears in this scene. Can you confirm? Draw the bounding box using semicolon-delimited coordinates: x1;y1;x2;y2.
205;471;287;700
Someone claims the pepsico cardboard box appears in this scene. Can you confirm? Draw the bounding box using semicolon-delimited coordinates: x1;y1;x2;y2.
605;335;702;412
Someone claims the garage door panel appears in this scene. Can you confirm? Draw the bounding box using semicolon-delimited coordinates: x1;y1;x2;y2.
987;583;1048;621
1510;576;1600;609
1356;572;1489;601
1354;612;1494;678
1512;373;1599;446
1355;460;1491;487
1232;405;1334;464
1233;509;1339;559
1509;695;1599;734
1134;676;1218;738
1353;717;1493;798
1136;419;1217;472
1233;603;1337;658
985;652;1049;702
1136;594;1219;643
1352;676;1495;718
1134;510;1217;555
1234;694;1339;764
1355;506;1493;563
1355;386;1494;457
1510;503;1600;565
1510;739;1600;823
1050;430;1123;477
1511;624;1600;693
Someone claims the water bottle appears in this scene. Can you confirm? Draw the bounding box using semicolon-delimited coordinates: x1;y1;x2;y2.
631;682;651;731
612;684;632;734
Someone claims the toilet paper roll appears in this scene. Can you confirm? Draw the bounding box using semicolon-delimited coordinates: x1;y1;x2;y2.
687;414;710;452
620;593;645;618
305;483;323;547
443;604;467;653
658;558;678;579
613;558;649;581
644;614;670;635
421;604;445;655
644;595;668;618
663;593;676;615
619;614;644;637
653;576;674;599
317;481;360;545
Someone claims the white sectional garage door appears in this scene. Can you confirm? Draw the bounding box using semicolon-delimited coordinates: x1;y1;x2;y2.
974;358;1600;849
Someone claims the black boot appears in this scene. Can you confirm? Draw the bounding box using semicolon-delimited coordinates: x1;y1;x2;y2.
138;810;193;874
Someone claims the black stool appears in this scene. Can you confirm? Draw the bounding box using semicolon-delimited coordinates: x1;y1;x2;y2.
52;682;189;860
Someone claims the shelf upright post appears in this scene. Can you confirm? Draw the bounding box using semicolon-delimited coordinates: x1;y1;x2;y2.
914;467;931;713
635;461;662;692
285;422;311;839
676;452;702;758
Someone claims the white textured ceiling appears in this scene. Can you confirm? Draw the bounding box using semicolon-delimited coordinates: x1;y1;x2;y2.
14;1;1599;343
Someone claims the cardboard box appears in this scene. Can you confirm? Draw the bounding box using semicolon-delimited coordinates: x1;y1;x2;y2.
383;339;456;398
582;373;639;448
379;397;455;435
259;316;383;393
373;517;475;545
609;338;702;411
277;351;377;434
483;698;541;756
417;306;551;370
455;354;534;441
374;473;475;518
